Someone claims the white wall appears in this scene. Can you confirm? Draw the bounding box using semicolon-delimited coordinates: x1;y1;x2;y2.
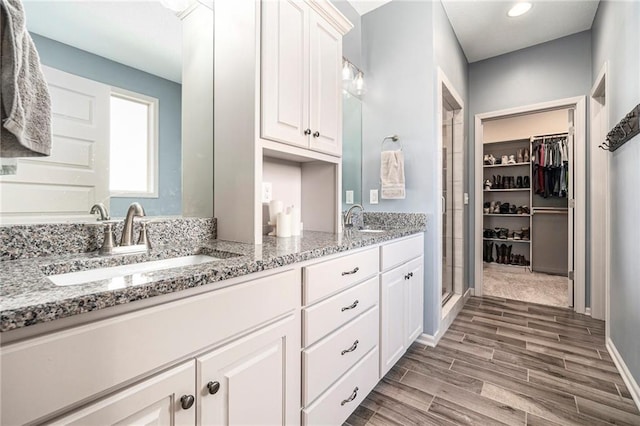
592;0;640;386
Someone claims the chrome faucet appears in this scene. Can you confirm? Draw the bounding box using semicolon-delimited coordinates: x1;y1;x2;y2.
90;203;110;221
121;202;146;246
344;204;364;229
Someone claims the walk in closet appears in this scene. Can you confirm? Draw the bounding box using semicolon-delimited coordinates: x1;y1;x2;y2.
481;109;573;307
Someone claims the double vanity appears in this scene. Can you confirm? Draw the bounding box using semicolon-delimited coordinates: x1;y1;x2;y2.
0;217;425;425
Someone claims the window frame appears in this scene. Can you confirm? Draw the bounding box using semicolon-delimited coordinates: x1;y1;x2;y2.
109;87;159;199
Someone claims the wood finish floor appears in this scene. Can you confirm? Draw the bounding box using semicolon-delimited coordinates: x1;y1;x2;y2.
345;296;640;426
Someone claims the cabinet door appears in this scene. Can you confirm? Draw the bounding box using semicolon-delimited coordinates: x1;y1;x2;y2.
308;10;342;156
379;267;407;378
197;313;300;426
51;362;195;425
261;0;310;148
405;256;424;345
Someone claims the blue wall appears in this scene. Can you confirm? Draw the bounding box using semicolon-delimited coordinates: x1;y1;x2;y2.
592;0;640;386
361;0;468;335
31;34;182;217
467;31;592;301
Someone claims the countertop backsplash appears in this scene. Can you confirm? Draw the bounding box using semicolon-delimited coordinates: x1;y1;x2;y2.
0;217;217;261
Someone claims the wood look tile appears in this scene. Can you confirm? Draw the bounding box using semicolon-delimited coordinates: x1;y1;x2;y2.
525;413;563;426
401;370;526;425
480;382;614;426
349;297;640;426
576;396;640;425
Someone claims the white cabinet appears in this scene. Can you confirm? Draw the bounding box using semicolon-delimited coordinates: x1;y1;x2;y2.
261;0;342;156
301;248;380;425
379;235;425;378
51;362;195;425
197;314;300;426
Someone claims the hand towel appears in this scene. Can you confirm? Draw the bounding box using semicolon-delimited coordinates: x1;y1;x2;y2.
0;0;52;157
381;150;405;199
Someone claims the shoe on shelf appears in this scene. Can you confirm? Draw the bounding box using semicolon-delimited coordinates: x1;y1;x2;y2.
509;204;517;214
521;205;530;214
516;149;524;163
500;203;510;214
495;175;502;189
498;228;508;239
514;231;522;240
488;242;494;262
484;179;492;190
507;155;516;165
524;148;530;162
484;154;491;165
523;176;530;188
508;231;514;240
489;154;496;165
516;176;523;188
521;227;530;240
501;155;509;165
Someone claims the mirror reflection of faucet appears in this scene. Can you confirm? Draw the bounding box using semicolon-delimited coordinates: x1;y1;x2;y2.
94;202;152;255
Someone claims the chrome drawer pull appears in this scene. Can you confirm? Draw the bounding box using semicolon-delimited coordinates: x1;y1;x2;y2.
341;387;359;406
341;300;359;312
341;267;360;276
341;340;359;355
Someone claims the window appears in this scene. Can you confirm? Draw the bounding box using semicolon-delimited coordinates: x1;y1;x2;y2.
109;89;158;197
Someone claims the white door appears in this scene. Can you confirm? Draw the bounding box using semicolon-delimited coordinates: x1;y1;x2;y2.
51;362;195;425
261;0;310;148
196;314;300;426
0;66;110;223
379;266;407;378
308;10;341;156
405;256;424;345
567;109;575;306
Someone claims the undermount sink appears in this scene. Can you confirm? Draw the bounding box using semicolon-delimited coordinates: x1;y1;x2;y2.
47;255;220;287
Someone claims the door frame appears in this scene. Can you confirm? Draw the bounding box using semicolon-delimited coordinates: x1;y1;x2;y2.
436;68;467;337
473;96;587;313
590;63;609;322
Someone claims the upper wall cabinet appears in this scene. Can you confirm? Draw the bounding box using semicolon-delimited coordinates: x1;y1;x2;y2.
261;0;345;157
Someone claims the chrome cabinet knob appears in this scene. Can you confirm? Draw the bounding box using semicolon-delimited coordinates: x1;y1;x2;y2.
207;381;220;395
180;394;195;409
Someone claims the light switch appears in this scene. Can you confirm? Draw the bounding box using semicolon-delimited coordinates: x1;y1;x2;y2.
370;189;379;204
345;190;354;204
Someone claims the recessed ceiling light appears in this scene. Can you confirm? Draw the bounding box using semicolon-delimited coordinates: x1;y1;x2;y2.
508;2;532;17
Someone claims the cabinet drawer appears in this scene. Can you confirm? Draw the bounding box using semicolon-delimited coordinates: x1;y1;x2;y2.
304;247;378;305
303;306;378;406
302;346;379;426
303;276;378;346
380;233;424;271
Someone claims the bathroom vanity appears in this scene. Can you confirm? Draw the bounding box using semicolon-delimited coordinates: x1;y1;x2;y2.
0;226;425;425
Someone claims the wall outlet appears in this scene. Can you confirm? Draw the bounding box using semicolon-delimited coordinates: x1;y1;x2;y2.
261;182;272;203
345;190;354;204
370;189;379;204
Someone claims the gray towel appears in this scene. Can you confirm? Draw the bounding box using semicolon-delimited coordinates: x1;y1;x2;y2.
0;0;51;157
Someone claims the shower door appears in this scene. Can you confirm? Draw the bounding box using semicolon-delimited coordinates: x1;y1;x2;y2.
442;108;454;305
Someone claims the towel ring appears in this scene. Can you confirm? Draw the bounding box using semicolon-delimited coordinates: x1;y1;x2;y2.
381;135;402;151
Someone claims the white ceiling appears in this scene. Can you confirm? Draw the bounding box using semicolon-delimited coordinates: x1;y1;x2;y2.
23;0;183;83
441;0;600;63
346;0;599;64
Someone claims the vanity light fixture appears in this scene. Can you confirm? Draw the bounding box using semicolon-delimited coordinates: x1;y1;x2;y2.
507;2;532;17
342;57;366;96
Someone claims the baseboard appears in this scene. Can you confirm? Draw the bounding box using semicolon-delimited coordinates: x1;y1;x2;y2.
469;287;476;296
417;289;471;348
606;337;640;410
585;307;591;316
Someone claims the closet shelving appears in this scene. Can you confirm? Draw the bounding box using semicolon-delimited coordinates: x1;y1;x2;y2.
482;138;531;269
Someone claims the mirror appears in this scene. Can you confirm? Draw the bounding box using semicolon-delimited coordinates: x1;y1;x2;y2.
0;0;212;222
341;91;363;206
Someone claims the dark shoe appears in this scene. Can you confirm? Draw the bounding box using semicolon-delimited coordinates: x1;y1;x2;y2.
488;242;494;262
495;244;501;264
506;245;512;264
521;227;530;240
496;175;502;189
498;228;508;239
516;176;523;188
500;203;510;214
509;204;517;214
523;176;530;188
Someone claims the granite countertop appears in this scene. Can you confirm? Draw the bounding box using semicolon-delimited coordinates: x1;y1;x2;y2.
0;227;424;333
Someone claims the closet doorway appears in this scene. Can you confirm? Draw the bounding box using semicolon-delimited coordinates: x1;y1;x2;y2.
474;97;587;312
